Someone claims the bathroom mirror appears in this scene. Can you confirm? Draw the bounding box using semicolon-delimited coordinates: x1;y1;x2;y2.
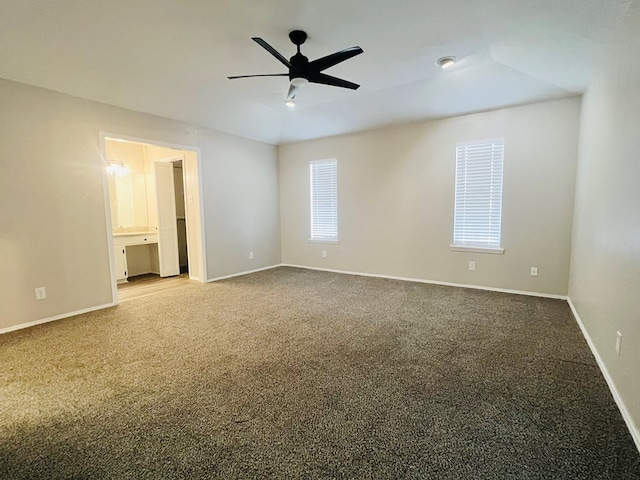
106;138;153;231
108;171;149;229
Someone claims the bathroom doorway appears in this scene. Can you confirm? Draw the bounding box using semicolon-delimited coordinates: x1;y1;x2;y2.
101;134;206;303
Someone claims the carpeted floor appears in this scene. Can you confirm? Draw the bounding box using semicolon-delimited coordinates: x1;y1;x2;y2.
1;267;638;479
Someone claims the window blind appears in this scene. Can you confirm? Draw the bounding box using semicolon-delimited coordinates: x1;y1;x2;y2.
310;159;338;241
453;140;504;249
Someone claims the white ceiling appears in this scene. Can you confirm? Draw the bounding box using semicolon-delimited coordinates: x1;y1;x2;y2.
0;0;632;145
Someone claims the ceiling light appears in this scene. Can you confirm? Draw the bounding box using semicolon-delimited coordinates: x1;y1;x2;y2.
290;77;309;88
436;56;457;69
285;99;296;108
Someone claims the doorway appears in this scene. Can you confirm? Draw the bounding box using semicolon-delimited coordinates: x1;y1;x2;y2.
101;134;206;303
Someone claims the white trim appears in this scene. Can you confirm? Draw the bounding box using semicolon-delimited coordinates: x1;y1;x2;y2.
450;245;505;254
280;264;566;299
0;303;116;335
207;264;282;283
98;134;119;305
308;239;340;244
567;298;640;453
309;158;337;165
456;137;506;148
99;132;197;152
155;154;184;164
6;265;635;454
195;146;207;282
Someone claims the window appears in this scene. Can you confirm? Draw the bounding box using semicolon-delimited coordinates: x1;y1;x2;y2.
310;159;338;242
452;139;505;253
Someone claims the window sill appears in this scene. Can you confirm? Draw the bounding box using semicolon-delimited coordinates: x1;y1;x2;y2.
309;238;340;245
449;245;504;255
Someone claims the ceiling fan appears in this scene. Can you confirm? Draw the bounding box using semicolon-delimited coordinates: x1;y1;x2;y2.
228;30;363;105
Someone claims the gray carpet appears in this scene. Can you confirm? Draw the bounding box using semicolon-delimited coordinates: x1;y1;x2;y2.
1;267;638;479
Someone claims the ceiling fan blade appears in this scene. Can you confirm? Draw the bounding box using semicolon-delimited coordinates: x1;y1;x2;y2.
308;46;363;72
252;37;294;69
308;73;360;90
227;73;288;79
287;83;297;101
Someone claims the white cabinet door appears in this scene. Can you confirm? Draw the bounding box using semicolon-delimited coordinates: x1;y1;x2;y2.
114;246;128;283
154;162;180;277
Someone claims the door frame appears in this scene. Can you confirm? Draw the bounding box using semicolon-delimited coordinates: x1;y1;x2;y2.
100;132;207;304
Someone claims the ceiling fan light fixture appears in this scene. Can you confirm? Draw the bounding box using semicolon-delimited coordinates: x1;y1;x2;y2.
291;77;309;88
436;56;457;69
228;31;363;106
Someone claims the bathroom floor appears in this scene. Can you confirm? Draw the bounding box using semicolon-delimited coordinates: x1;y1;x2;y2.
117;273;192;302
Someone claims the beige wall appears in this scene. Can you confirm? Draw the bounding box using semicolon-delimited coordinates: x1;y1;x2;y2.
279;98;580;296
199;128;281;279
0;78;280;331
106;140;145;171
569;3;640;439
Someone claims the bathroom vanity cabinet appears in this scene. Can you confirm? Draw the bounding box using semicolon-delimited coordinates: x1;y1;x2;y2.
113;233;159;283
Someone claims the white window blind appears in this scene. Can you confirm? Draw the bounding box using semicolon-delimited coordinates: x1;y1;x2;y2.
310;159;338;241
453;139;504;250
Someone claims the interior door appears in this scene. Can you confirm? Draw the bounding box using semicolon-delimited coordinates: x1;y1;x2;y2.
154;161;180;277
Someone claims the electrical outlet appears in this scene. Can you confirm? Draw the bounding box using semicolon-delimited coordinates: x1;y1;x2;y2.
530;267;538;277
468;261;476;271
249;251;254;260
35;287;47;300
322;250;327;258
615;331;622;356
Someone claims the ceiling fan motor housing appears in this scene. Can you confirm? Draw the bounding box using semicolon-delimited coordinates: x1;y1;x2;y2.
289;53;309;81
288;30;309;81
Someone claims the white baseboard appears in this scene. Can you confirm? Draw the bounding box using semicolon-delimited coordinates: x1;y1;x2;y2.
280;265;638;452
4;264;561;336
1;264;280;335
281;264;567;300
3;267;636;454
0;302;116;335
207;264;282;283
567;298;640;453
